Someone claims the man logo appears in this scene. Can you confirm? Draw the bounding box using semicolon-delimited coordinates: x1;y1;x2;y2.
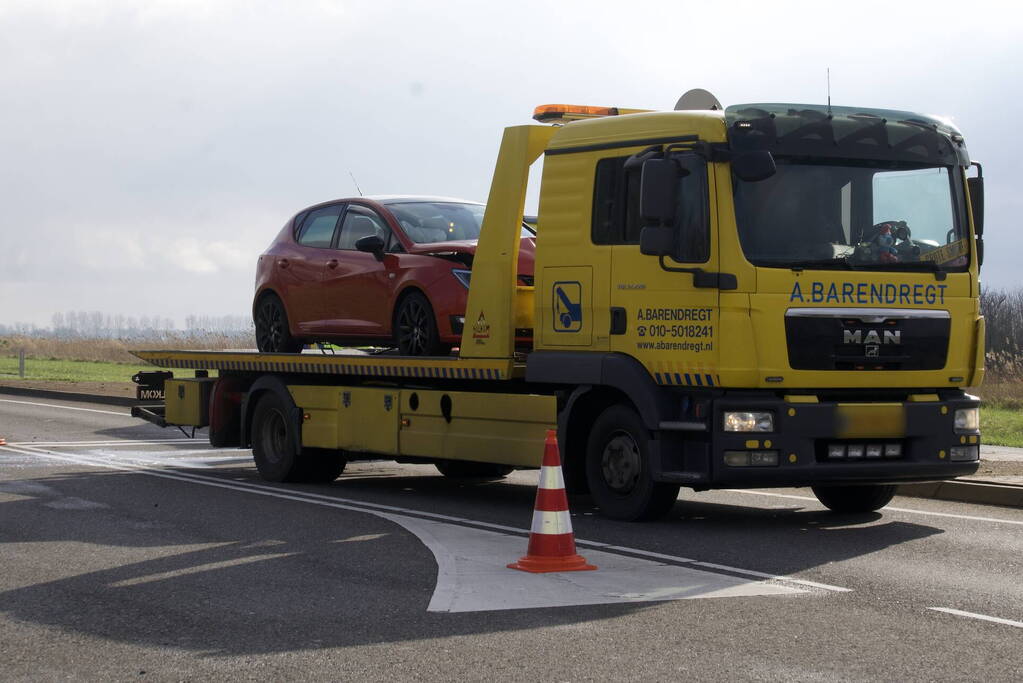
843;329;901;345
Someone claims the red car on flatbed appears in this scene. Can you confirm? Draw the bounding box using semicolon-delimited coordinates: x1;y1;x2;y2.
254;196;535;355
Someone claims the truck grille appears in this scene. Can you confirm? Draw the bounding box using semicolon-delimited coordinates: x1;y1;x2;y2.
785;308;950;371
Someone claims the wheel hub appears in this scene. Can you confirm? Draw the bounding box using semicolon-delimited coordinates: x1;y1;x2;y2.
601;432;641;493
260;409;288;464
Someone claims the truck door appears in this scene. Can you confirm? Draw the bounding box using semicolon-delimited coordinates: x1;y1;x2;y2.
607;152;721;387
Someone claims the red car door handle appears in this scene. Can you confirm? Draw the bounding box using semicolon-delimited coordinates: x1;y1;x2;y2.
326;259;339;269
277;258;289;269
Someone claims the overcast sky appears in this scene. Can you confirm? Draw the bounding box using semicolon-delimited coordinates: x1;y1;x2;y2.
1;0;1020;328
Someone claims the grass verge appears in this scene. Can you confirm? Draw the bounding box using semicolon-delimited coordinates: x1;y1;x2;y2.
982;406;1023;448
0;356;141;383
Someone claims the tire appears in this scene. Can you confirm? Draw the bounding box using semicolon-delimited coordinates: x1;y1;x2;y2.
255;294;303;353
435;460;513;479
585;404;680;521
394;292;449;356
250;392;303;482
811;484;897;513
250;394;347;483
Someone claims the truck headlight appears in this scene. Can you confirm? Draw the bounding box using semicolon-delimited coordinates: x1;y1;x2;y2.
954;407;980;433
723;411;774;432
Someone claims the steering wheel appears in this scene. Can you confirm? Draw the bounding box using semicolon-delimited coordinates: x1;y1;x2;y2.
862;220;910;244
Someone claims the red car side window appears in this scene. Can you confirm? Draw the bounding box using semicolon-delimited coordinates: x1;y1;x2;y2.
297;206;343;248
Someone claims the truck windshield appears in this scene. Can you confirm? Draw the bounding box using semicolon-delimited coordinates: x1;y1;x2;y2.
733;159;969;271
389;201;534;244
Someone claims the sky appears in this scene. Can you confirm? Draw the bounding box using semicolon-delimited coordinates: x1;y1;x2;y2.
1;0;1020;328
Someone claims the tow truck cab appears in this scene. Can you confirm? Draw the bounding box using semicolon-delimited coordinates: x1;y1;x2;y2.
505;102;983;501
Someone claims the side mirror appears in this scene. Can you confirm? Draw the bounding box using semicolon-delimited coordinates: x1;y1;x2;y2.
732;150;776;182
967;175;984;236
640;226;675;256
355;234;386;261
640;158;686;223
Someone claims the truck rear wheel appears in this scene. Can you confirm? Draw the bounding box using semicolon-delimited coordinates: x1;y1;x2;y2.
811;484;897;513
435;460;513;479
585;404;679;521
251;392;303;482
250;393;346;483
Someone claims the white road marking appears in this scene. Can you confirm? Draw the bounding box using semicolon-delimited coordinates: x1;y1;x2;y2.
6;439;195;447
109;553;296;588
928;607;1023;629
400;514;804;612
1;443;848;609
0;398;131;417
571;542;849;593
724;489;1023;527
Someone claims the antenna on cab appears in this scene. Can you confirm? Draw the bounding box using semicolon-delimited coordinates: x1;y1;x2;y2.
827;68;832;115
349;171;364;197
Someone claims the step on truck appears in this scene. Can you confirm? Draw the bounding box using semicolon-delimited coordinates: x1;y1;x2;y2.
132;92;986;520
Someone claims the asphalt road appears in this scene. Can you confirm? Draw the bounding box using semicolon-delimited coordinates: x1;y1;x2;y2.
2;396;1022;681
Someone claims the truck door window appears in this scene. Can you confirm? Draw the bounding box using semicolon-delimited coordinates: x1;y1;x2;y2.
592;157;640;244
674;154;710;263
591;154;709;262
296;205;343;248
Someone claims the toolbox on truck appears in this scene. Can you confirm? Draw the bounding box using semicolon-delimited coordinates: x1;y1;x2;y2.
165;377;217;428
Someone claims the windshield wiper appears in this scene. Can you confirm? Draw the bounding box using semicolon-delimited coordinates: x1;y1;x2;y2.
785;258;856;271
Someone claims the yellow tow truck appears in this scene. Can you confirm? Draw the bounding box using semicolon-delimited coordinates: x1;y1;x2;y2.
133;94;985;520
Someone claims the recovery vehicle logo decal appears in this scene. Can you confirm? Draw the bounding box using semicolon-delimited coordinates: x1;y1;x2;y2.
552;281;582;332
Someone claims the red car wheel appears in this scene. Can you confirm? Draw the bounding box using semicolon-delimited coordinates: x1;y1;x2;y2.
255;294;303;353
394;292;449;356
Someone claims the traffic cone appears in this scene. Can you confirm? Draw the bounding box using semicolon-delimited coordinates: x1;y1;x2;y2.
0;437;6;446
508;429;596;573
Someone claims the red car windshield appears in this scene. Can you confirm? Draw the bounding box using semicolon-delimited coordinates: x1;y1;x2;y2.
389;201;533;244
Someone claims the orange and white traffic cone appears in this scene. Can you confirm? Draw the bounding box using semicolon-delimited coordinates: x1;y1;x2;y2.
0;437;6;446
508;429;596;573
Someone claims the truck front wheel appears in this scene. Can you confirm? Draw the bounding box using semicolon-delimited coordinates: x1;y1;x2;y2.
585;404;680;521
811;484;897;513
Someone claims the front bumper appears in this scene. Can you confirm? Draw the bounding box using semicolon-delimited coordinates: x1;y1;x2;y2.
653;392;981;488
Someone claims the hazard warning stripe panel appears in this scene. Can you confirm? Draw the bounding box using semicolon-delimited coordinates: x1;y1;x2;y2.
654;371;720;387
131;350;523;381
